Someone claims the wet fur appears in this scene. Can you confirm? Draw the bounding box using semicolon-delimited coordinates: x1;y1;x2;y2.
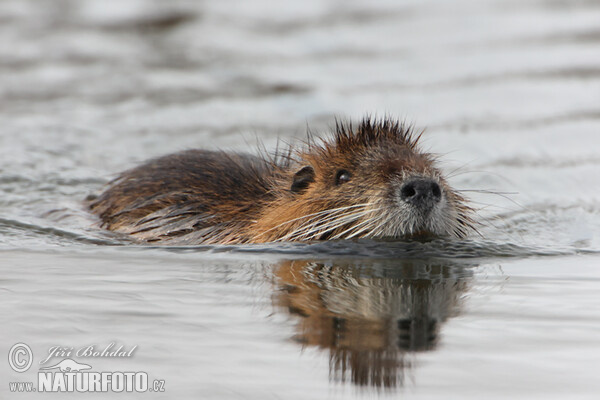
89;118;474;244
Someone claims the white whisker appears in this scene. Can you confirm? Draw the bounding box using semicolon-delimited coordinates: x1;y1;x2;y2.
253;203;372;240
332;208;384;239
277;208;373;242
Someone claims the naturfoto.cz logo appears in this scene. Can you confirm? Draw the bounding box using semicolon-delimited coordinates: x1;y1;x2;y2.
7;342;165;393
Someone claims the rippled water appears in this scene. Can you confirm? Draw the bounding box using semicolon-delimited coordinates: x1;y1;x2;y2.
1;0;600;398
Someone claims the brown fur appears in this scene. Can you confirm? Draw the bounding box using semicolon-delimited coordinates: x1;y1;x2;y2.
89;117;474;244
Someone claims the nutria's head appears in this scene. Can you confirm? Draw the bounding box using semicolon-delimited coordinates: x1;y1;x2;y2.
253;118;474;242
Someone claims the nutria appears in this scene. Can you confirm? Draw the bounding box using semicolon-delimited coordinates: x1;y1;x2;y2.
89;117;474;244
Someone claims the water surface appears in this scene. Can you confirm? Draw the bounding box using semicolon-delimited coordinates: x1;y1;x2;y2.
1;0;599;398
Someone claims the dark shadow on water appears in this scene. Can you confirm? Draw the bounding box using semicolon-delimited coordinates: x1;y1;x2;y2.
271;258;475;389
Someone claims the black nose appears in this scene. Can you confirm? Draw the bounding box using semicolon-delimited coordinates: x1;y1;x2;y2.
400;179;442;208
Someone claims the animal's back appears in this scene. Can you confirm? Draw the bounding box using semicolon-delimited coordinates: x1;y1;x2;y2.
89;149;275;243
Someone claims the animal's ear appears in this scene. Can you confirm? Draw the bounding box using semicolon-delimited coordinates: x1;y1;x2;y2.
291;166;315;193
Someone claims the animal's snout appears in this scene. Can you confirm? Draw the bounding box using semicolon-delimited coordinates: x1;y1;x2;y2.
400;178;442;208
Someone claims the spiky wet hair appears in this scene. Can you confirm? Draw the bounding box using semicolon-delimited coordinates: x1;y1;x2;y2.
332;117;422;151
264;117;423;171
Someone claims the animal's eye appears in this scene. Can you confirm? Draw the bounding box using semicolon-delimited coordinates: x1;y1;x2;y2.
335;169;351;185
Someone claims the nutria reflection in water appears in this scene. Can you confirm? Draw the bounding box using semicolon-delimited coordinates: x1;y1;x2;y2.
273;259;474;388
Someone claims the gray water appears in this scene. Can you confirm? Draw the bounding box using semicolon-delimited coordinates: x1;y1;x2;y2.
1;0;600;398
